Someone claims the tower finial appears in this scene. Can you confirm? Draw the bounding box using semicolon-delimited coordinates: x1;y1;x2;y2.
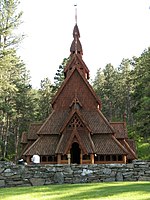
74;4;77;24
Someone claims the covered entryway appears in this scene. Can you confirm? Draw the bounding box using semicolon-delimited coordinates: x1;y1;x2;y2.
70;142;81;164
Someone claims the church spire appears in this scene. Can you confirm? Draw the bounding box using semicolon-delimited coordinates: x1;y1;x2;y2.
70;5;83;55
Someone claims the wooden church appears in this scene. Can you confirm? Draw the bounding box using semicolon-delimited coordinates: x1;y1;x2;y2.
21;22;137;164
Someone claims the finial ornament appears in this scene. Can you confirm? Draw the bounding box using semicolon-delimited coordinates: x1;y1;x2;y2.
74;4;77;24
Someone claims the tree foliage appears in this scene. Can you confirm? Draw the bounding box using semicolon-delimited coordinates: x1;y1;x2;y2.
93;49;150;143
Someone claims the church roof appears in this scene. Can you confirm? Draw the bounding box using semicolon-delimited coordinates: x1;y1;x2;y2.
37;110;69;135
52;66;101;108
119;139;137;159
28;123;42;140
110;122;128;139
92;134;128;155
23;135;60;156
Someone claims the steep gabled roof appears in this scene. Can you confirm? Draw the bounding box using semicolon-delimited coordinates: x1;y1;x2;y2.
56;128;89;155
92;134;128;155
119;139;137;160
28;123;42;140
81;110;115;134
60;110;91;133
37;110;69;135
52;66;101;108
110;122;128;139
64;53;89;76
23;135;60;156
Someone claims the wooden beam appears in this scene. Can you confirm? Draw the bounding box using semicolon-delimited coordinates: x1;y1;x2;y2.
57;154;61;164
80;151;82;164
123;155;127;164
90;154;94;164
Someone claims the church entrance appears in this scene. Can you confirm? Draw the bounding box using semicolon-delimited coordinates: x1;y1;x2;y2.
70;142;80;164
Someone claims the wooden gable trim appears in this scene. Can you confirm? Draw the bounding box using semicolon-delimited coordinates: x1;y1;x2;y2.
110;122;128;139
96;109;116;134
64;54;89;74
64;128;87;155
23;136;42;155
123;139;137;159
60;110;91;133
111;135;128;154
52;66;101;108
55;134;64;154
69;96;83;108
88;133;96;153
37;110;55;135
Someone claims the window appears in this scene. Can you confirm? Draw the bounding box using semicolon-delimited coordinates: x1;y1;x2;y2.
118;155;123;161
61;155;67;160
106;155;110;161
96;155;105;161
112;155;117;161
100;155;104;161
83;154;90;160
68;115;83;128
42;156;47;162
48;156;57;162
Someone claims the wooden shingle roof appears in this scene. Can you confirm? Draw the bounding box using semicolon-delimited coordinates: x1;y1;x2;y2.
52;66;101;108
119;139;137;160
37;110;69;135
110;122;128;139
92;134;128;155
28;123;42;140
81;110;114;134
23;135;60;156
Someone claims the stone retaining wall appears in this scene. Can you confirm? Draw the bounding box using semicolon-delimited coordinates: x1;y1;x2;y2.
0;160;150;187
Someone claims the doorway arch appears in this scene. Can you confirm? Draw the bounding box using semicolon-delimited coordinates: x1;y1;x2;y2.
70;142;81;164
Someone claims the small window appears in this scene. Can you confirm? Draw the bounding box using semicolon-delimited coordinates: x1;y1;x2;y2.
48;156;53;162
100;155;104;161
61;155;67;160
118;155;123;161
83;154;90;160
106;155;110;161
112;155;117;161
42;156;47;162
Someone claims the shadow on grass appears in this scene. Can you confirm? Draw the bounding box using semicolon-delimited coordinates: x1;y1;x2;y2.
0;182;150;200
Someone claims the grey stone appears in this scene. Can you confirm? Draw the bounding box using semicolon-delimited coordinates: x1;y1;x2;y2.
54;172;64;184
103;168;111;175
116;172;123;181
30;178;45;186
64;167;73;174
4;168;11;173
0;180;5;187
0;168;4;173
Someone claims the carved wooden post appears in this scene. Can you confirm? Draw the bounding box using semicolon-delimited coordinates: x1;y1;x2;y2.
123;155;127;164
67;153;71;165
57;154;61;164
90;154;94;164
80;150;82;164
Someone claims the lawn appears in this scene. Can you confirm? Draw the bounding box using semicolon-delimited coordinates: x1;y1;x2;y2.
0;182;150;200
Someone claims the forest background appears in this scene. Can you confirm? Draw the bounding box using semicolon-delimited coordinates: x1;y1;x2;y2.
0;0;149;162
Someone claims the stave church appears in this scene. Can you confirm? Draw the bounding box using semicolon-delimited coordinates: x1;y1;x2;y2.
21;18;137;164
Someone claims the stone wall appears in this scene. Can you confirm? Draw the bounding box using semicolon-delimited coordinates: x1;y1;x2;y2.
0;160;150;187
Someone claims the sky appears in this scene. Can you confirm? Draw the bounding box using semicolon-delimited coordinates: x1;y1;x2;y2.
18;0;150;88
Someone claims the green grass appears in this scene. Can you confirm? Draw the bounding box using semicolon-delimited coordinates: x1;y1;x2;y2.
0;182;150;200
